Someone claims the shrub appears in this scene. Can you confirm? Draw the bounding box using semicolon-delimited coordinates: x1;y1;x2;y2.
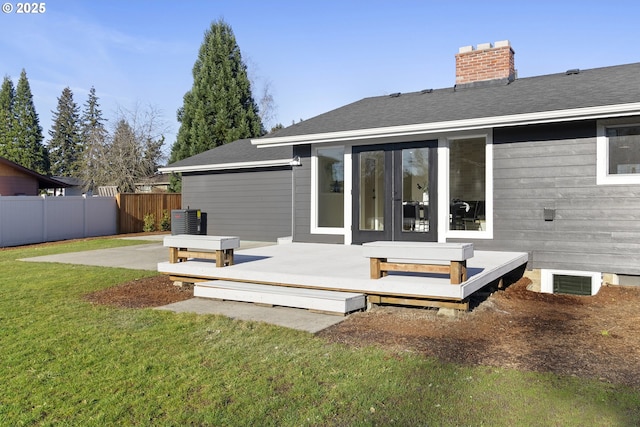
160;210;171;231
143;213;156;232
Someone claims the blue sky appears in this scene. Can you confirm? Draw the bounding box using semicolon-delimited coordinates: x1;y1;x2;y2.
1;0;639;160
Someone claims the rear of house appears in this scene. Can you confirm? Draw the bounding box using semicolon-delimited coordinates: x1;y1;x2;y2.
164;41;640;295
251;41;640;295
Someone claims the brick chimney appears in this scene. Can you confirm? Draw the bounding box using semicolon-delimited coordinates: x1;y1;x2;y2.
455;40;515;86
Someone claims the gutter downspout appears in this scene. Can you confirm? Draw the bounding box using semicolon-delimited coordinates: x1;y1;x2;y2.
290;156;301;241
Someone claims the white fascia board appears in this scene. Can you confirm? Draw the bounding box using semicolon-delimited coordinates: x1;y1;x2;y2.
158;158;297;174
251;102;640;147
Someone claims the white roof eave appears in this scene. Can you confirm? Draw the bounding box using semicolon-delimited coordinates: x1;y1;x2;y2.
251;103;640;147
158;158;300;174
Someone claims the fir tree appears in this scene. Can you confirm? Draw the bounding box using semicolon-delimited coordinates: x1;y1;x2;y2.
78;86;108;190
169;19;264;191
48;87;82;176
13;69;48;174
0;76;17;160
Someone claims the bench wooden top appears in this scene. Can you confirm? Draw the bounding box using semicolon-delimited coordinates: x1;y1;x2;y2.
362;241;473;261
163;234;240;251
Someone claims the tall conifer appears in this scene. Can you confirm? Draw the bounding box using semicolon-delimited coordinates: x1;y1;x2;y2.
13;69;48;174
169;19;264;191
48;87;82;176
0;76;17;160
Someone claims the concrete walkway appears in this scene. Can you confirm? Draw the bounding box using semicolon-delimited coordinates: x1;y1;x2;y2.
20;236;347;333
156;298;346;333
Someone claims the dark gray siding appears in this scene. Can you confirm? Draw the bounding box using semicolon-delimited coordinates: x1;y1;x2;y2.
450;120;640;275
182;168;292;242
292;145;344;244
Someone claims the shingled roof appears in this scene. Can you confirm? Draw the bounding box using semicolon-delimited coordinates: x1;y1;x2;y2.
161;138;294;172
256;62;640;144
0;156;69;189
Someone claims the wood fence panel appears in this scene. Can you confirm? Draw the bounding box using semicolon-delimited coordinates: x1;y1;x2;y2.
116;193;181;234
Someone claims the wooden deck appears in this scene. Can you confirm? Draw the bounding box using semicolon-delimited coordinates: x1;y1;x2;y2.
157;243;528;310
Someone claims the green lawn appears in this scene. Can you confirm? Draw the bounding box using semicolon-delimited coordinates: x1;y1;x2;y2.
1;239;638;426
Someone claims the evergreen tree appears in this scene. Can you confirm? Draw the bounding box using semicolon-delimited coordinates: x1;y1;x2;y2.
78;86;108;190
0;76;17;160
13;69;48;174
169;19;264;191
48;87;82;176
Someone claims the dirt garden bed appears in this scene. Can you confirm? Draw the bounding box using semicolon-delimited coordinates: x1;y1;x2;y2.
85;274;640;389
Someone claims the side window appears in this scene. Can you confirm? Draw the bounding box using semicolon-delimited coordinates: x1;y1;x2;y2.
606;126;640;175
315;147;344;229
448;137;487;232
597;122;640;185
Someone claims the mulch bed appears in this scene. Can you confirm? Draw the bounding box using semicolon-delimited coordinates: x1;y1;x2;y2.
83;275;193;308
84;275;640;389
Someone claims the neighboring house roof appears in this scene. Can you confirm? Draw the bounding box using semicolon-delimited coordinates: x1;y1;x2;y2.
159;138;296;173
254;62;640;146
0;157;69;189
135;173;170;186
52;176;85;187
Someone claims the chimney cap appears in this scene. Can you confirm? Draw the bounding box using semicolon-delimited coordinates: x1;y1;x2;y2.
458;40;512;53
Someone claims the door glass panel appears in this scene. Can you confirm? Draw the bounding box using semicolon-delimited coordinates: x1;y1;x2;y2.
449;137;486;231
402;147;429;233
359;151;385;231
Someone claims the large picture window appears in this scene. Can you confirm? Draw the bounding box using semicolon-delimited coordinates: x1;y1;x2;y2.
315;147;344;229
448;137;486;232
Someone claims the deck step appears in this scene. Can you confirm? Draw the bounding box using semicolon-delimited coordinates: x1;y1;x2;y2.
194;280;366;315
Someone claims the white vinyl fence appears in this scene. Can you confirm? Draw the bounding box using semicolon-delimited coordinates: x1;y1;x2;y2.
0;195;117;247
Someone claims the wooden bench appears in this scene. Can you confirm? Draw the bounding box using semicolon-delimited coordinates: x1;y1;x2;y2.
164;235;240;267
362;241;474;284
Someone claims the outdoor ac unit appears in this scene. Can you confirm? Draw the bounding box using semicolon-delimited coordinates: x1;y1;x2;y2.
171;209;201;235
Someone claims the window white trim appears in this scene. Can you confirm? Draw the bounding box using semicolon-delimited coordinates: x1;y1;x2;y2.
541;269;602;296
343;147;353;244
441;131;494;240
596;118;640;185
310;145;346;235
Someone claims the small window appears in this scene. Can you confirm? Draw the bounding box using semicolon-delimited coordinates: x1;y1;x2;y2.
606;126;640;175
541;269;601;296
597;122;640;185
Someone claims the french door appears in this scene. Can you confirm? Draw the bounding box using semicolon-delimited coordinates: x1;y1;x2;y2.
352;141;437;244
